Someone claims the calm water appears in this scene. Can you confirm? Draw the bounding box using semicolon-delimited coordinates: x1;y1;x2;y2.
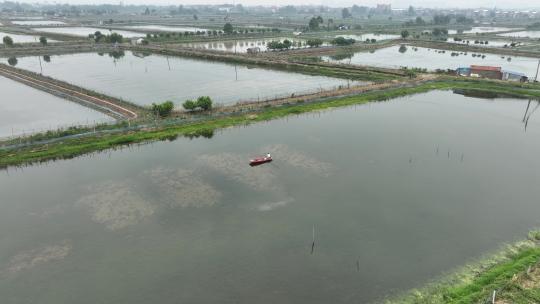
34;27;145;38
498;31;540;38
0;31;56;44
325;45;540;77
1;91;540;304
5;51;359;106
124;25;208;33
12;20;66;26
179;37;323;53
463;27;516;34
337;33;400;41
0;76;114;137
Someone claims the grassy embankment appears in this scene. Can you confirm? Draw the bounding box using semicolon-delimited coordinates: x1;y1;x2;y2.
387;231;540;304
1;78;540;169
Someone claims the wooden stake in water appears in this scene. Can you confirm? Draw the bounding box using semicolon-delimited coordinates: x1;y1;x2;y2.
311;225;315;255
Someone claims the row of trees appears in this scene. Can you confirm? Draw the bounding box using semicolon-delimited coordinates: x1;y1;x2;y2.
183;96;213;111
89;31;123;43
150;97;214;117
2;36;48;47
331;37;356;46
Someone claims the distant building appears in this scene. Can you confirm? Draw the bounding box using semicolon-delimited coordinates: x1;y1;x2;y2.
470;65;502;80
503;71;529;82
457;65;528;82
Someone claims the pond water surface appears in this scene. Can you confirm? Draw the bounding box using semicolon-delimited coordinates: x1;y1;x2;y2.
5;51;359;106
498;31;540;39
12;20;66;26
336;33;400;41
0;76;114;137
0;31;56;44
324;45;539;77
34;27;145;38
1;90;540;304
123;25;208;33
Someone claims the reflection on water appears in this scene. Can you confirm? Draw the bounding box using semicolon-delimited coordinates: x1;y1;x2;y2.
1;91;540;303
324;45;540;77
5;51;359;106
180;37;322;53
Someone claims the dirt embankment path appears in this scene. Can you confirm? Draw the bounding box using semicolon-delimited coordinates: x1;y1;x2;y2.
0;64;142;120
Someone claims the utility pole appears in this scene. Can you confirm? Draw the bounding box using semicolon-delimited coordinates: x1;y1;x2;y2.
535;59;540;82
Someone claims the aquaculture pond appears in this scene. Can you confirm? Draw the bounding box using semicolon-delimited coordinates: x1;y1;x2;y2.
324;45;540;77
336;33;400;41
0;31;56;44
179;37;324;53
33;27;145;38
11;20;66;26
1;90;540;304
0;76;114;138
5;51;359;106
462;27;517;34
122;25;208;33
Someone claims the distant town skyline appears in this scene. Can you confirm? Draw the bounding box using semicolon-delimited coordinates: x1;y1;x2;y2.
9;0;540;9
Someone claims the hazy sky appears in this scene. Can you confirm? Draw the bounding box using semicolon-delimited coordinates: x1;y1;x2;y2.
16;0;540;9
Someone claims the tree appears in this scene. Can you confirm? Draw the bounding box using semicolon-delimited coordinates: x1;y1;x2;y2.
151;101;175;117
196;96;213;111
7;57;17;66
39;36;47;45
331;37;355;46
307;39;323;47
401;30;410;39
282;39;292;49
399;45;408;53
309;16;323;31
182;99;197;111
107;33;123;44
342;8;352;19
3;36;14;47
144;7;150;15
223;23;233;35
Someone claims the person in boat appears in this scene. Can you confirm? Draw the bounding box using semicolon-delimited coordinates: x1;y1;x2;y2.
266;153;271;158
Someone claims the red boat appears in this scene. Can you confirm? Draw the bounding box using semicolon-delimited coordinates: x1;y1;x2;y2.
250;153;272;166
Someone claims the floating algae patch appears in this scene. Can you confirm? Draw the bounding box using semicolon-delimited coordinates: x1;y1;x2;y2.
256;198;295;212
77;181;155;231
263;144;334;177
143;168;221;208
4;241;72;275
197;153;278;191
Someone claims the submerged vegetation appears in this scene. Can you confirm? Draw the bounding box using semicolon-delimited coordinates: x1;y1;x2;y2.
388;231;540;304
